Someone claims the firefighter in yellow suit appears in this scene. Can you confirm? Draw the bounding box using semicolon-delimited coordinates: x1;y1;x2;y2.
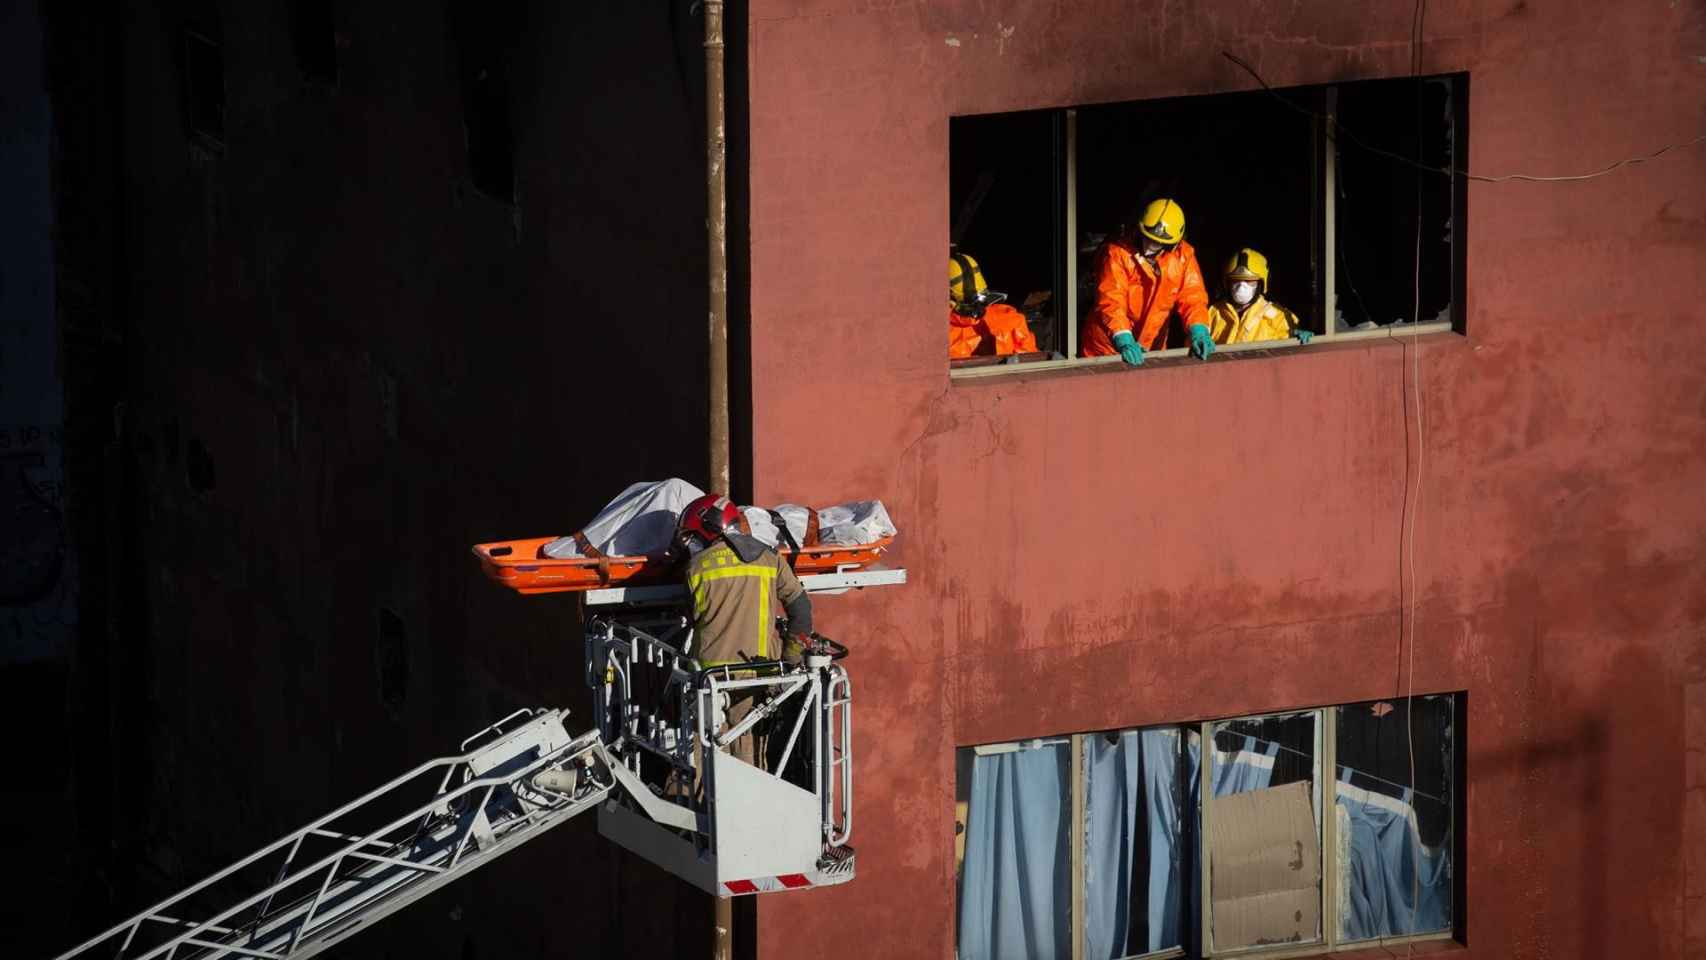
1208;248;1314;346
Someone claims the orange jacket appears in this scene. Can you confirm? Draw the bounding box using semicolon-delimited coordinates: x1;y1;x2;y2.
948;303;1039;359
1081;239;1212;355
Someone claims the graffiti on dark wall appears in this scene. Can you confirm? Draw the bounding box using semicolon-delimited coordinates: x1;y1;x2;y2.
0;428;74;662
1;450;65;605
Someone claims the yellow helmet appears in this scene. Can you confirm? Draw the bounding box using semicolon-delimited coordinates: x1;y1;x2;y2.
1138;198;1186;246
949;253;988;306
1224;247;1270;294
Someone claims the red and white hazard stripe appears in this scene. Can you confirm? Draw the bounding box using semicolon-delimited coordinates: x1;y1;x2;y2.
719;873;814;896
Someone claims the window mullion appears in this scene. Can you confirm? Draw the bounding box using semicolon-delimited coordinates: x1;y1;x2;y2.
1321;85;1338;341
1064;108;1079;360
1322;707;1338;951
1198;721;1214;957
1071;733;1086;960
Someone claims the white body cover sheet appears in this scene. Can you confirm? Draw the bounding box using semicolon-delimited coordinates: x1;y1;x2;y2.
542;479;896;559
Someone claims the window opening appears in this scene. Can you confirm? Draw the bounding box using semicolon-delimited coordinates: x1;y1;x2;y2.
955;695;1461;958
375;607;408;714
182;27;226;145
955;738;1074;958
946;74;1467;378
1333;77;1458;331
948;107;1063;363
452;1;517;203
291;0;338;84
1331;696;1455;942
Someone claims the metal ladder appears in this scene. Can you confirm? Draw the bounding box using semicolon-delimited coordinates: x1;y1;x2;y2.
54;566;907;959
53;710;614;960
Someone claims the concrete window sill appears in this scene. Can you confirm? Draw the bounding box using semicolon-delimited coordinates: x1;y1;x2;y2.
948;322;1460;383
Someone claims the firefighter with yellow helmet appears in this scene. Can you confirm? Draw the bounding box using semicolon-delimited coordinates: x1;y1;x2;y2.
1208;248;1314;346
948;253;1039;359
1082;198;1214;366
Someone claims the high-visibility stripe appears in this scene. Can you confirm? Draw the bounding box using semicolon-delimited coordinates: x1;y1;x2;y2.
688;550;780;661
719;875;815;897
689;565;776;586
757;578;769;658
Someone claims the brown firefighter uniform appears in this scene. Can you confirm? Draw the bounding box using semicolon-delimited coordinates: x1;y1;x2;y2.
686;532;814;767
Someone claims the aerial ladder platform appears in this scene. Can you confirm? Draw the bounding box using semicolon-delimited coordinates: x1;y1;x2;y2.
50;569;904;960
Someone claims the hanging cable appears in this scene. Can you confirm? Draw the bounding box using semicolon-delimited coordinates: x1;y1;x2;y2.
1220;51;1706;185
1403;2;1429;949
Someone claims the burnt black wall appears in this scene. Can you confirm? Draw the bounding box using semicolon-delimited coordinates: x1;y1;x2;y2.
44;2;723;956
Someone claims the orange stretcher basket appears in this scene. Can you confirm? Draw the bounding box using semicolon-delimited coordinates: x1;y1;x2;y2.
471;535;896;596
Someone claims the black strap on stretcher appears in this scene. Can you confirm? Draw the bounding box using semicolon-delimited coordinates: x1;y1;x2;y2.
767;508;820;571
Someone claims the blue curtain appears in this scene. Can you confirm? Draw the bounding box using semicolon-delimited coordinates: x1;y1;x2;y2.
1081;729;1283;959
1084;732;1141;959
958;744;1072;960
1335;772;1452;941
963;732;1290;960
1209;734;1280;796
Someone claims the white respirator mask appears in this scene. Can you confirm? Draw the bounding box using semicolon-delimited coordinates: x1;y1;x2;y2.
1230;280;1259;306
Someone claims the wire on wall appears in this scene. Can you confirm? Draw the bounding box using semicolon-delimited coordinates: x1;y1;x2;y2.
1220;51;1706;186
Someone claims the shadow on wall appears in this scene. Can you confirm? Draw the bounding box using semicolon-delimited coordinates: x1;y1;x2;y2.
1468;644;1672;960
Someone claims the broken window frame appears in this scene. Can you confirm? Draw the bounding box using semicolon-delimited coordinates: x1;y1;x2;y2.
181;26;227;149
948;75;1467;383
954;695;1461;960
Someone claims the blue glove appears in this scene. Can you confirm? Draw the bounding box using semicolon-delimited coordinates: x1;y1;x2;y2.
1296;329;1314;345
1111;330;1145;366
1188;323;1215;360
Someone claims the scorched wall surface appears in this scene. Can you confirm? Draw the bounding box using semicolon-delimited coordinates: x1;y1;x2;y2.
744;2;1706;958
49;3;721;957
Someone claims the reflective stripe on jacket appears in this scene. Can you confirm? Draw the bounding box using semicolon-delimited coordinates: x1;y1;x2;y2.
686;537;808;667
1082;239;1211;354
1208;296;1302;345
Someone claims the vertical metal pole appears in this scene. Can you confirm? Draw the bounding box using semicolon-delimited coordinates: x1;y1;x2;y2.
1322;86;1338;340
706;0;731;498
705;2;733;955
1063;109;1079;359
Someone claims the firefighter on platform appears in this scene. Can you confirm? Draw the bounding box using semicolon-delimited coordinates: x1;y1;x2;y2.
949;253;1039;359
1081;198;1214;366
1208;247;1314;346
676;494;813;767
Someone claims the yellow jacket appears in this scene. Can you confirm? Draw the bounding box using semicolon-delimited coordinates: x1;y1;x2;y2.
1208;296;1303;345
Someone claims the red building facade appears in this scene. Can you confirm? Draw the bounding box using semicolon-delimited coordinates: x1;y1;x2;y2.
743;2;1705;958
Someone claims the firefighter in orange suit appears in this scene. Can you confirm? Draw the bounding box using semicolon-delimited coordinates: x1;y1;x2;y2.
949;253;1039;359
1081;198;1215;366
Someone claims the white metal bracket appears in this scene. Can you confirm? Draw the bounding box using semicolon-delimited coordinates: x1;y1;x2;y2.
583;567;906;607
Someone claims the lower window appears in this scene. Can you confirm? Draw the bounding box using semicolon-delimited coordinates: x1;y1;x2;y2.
954;695;1459;959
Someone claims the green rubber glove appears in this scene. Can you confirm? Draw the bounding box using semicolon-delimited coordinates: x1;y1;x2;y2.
1188;323;1215;360
1111;330;1145;366
1296;329;1314;345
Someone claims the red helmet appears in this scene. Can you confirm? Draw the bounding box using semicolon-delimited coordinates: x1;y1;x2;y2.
677;493;740;548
